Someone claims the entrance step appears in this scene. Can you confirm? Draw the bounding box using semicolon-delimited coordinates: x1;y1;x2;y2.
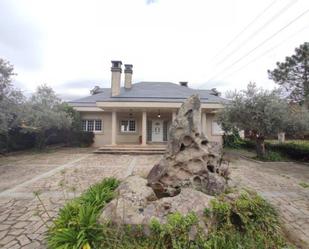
94;145;166;155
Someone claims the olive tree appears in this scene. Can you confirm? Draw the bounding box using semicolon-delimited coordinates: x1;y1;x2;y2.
218;83;309;157
23;85;72;148
0;58;25;150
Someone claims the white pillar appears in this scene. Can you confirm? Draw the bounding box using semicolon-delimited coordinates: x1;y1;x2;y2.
201;112;207;135
111;111;117;145
172;111;177;121
142;111;147;146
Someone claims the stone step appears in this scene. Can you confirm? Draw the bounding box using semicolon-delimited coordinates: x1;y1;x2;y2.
94;149;165;155
97;147;166;151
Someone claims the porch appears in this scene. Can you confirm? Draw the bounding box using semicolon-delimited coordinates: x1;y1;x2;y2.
111;109;177;146
80;107;222;147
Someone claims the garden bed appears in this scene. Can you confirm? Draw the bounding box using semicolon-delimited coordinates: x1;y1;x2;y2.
44;177;294;249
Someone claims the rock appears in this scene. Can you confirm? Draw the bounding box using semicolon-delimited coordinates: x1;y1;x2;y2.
147;95;229;197
99;175;214;226
99;95;230;236
99;175;157;225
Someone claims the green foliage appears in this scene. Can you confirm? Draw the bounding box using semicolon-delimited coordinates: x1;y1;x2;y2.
48;181;292;249
266;142;309;161
222;129;245;148
0;58;25;151
268;42;309;106
218;83;309;157
254;151;284;162
100;190;290;249
205;190;289;249
47;178;119;249
299;182;309;188
65;131;94;147
23;85;73;149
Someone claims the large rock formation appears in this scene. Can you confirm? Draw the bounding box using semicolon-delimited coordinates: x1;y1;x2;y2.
147;94;229;197
100;175;213;226
100;95;229;227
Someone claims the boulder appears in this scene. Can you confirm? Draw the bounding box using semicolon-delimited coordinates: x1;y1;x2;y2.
99;175;213;226
147;95;229;197
99;95;230;234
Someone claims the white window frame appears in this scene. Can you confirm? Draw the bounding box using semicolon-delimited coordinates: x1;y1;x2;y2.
212;120;224;135
120;119;137;133
82;119;103;132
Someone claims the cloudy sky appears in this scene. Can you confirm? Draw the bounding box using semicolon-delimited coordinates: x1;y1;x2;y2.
0;0;308;100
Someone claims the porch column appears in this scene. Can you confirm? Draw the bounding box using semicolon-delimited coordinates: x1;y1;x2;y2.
201;112;207;135
111;111;117;145
172;111;177;121
142;111;147;146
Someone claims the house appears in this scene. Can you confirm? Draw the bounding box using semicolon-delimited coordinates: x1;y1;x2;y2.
69;61;226;147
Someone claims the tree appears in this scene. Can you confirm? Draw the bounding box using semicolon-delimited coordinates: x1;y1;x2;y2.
268;42;309;107
218;83;309;158
23;85;72;148
0;58;25;150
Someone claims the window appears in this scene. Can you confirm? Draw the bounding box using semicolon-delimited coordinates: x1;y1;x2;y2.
212;121;224;135
82;120;103;132
87;120;94;131
95;120;102;131
120;119;136;132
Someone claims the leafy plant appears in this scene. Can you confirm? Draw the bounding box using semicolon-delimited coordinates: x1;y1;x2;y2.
299;182;309;188
47;178;119;249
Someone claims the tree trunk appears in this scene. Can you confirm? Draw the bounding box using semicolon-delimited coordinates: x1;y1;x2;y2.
256;136;265;158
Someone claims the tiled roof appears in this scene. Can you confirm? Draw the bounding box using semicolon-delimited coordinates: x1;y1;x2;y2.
69;82;227;106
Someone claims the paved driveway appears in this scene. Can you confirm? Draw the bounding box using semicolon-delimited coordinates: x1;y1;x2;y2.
0;148;308;248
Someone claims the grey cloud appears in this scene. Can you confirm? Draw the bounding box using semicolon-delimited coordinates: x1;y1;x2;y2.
0;1;43;70
60;79;107;89
146;0;158;5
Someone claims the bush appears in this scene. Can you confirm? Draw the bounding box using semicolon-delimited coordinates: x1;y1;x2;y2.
47;178;119;249
240;139;256;150
47;179;292;249
99;190;291;249
223;130;245;148
266;142;309;161
0;128;36;152
65;131;94;147
254;151;284;162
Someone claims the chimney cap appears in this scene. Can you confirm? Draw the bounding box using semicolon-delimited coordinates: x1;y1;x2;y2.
179;81;188;87
124;64;133;74
111;60;122;72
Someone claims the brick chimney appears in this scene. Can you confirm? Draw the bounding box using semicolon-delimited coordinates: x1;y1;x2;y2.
111;60;122;96
124;64;133;89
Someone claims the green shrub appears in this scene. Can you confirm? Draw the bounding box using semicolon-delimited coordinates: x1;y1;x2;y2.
266;142;309;161
240;139;256;150
223;130;245;148
47;178;119;249
255;150;284;161
99;190;291;249
48;181;292;249
206;190;289;249
65;131;94;147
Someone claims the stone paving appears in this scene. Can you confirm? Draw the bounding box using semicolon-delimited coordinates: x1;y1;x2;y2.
0;148;308;248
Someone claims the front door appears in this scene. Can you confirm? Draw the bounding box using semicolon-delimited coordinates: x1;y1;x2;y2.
152;120;163;142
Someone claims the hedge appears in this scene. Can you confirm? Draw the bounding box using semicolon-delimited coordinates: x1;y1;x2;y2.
266;142;309;162
0;129;94;152
224;135;309;162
